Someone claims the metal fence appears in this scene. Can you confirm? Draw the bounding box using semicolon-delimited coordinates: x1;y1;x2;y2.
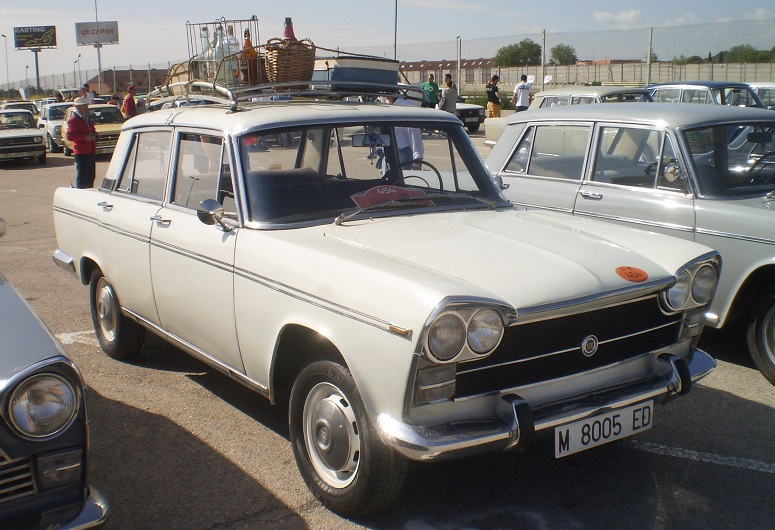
2;17;773;97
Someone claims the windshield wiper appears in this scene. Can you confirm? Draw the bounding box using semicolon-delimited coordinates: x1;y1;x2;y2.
334;193;500;225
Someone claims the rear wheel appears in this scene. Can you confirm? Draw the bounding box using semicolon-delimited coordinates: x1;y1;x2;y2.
746;292;775;385
289;360;407;516
89;269;146;359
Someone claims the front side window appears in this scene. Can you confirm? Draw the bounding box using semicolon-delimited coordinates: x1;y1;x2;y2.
592;126;681;190
504;124;590;180
653;88;681;103
172;132;234;214
684;122;775;195
539;96;570;108
681;89;711;104
239;122;502;224
116;131;171;200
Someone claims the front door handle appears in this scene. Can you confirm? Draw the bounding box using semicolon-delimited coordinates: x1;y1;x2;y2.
150;215;171;226
97;201;113;210
579;190;603;200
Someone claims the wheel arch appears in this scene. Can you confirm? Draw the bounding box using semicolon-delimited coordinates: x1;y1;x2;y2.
79;256;102;286
269;324;347;407
725;264;775;329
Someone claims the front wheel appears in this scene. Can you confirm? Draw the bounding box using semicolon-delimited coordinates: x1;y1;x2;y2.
89;270;146;359
746;293;775;385
467;123;480;133
289;361;407;516
63;146;72;157
47;134;60;153
37;151;46;165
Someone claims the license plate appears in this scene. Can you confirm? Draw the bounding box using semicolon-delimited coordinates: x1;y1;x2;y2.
464;117;478;122
555;401;653;458
9;151;31;158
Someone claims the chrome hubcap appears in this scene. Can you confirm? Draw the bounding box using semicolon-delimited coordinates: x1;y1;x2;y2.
96;278;117;342
303;382;360;488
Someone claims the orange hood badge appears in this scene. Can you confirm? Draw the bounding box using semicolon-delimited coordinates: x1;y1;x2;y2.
616;266;649;283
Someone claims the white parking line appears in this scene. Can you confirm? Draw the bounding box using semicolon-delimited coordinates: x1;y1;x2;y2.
56;330;99;346
626;440;775;474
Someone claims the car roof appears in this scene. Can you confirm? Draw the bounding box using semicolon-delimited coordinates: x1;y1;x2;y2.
505;102;775;128
535;86;649;97
747;82;775;88
123;99;462;134
0;108;34;115
646;81;753;89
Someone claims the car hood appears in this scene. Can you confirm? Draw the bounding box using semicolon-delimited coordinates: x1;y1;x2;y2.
0;273;68;381
322;209;686;310
0;128;42;138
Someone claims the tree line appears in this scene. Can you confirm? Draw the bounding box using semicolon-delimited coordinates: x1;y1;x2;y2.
492;39;775;67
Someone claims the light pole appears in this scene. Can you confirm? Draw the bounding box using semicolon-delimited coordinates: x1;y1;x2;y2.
25;65;29;88
76;54;82;86
1;34;8;90
393;0;397;60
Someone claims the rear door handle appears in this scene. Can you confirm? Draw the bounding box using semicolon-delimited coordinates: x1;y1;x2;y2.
150;215;171;226
579;191;603;200
97;201;113;210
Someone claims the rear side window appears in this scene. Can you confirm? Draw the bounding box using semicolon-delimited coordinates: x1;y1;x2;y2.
116;131;171;200
653;88;681;103
505;125;590;180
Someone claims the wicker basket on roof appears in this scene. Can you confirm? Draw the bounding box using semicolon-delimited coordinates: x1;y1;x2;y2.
264;37;316;89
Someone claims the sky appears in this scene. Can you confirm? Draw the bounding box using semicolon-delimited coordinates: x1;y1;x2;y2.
0;1;773;87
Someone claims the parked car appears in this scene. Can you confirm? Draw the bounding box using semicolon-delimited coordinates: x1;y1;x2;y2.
1;100;40;116
0;218;109;528
456;99;486;132
486;102;775;384
747;82;775;110
36;97;57;112
485;85;653;146
38;102;73;153
53;83;718;516
0;109;46;164
647;81;765;108
61;104;125;156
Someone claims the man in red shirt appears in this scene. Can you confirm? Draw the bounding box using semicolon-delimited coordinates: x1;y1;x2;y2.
121;85;137;118
65;97;98;188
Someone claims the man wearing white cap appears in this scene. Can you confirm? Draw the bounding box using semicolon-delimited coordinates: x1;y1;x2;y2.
65;97;98;188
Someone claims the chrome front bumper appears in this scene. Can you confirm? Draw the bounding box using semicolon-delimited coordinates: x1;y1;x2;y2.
63;486;109;529
378;350;716;462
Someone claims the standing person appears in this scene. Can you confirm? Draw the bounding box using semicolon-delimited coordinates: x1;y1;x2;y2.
387;96;423;167
65;97;98;189
421;73;439;108
443;73;458;91
512;74;532;112
485;75;501;117
81;83;95;104
438;78;458;114
121;85;137;118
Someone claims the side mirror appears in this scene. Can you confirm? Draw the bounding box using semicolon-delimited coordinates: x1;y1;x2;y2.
197;199;231;232
492;174;510;190
663;163;682;183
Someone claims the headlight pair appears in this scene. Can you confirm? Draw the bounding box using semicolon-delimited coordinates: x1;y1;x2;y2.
426;306;506;363
8;373;79;439
665;260;719;312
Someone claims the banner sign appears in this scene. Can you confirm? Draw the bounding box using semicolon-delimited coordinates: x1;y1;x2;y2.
75;21;120;45
13;26;57;49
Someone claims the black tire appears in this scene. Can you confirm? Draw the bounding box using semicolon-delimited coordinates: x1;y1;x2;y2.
47;134;60;153
289;361;407;516
746;292;775;385
37;151;46;165
89;269;146;359
63;146;72;157
467;123;480;133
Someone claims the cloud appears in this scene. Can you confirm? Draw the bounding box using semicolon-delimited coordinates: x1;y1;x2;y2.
593;10;647;29
400;0;489;13
751;8;775;20
663;13;701;26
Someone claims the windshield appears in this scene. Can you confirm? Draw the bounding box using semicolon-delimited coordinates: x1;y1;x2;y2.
90;107;124;124
684;122;775;195
47;105;69;120
239;122;504;224
0;111;36;129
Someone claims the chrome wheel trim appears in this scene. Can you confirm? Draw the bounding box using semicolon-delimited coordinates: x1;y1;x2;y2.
95;277;118;343
303;382;360;489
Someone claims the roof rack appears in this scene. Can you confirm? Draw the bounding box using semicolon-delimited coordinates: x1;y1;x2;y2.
148;80;426;112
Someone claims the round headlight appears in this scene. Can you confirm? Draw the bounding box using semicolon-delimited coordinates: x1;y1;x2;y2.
667;270;692;310
691;264;718;305
428;313;466;362
467;308;504;354
34;136;43;143
9;374;78;438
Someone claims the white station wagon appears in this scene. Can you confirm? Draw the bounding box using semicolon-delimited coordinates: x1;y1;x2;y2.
53;83;719;515
487;103;775;385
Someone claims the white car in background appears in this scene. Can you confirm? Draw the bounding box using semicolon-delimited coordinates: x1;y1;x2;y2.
0;109;46;164
747;82;775;109
37;102;73;153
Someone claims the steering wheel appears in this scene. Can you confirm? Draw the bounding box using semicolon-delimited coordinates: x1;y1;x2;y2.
383;160;444;190
747;152;775;185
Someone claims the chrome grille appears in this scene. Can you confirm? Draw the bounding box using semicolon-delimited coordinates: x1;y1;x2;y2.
0;453;36;504
0;137;39;147
455;295;681;398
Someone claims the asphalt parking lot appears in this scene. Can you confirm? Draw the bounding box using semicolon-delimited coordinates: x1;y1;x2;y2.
1;139;774;529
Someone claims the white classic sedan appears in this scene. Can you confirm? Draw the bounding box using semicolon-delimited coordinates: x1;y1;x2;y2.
53;84;718;516
486;102;775;385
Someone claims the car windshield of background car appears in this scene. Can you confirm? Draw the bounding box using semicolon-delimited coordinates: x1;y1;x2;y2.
684;123;775;195
239;123;500;224
0;111;35;129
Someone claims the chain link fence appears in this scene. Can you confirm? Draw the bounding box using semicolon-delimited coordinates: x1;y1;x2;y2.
3;17;773;99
